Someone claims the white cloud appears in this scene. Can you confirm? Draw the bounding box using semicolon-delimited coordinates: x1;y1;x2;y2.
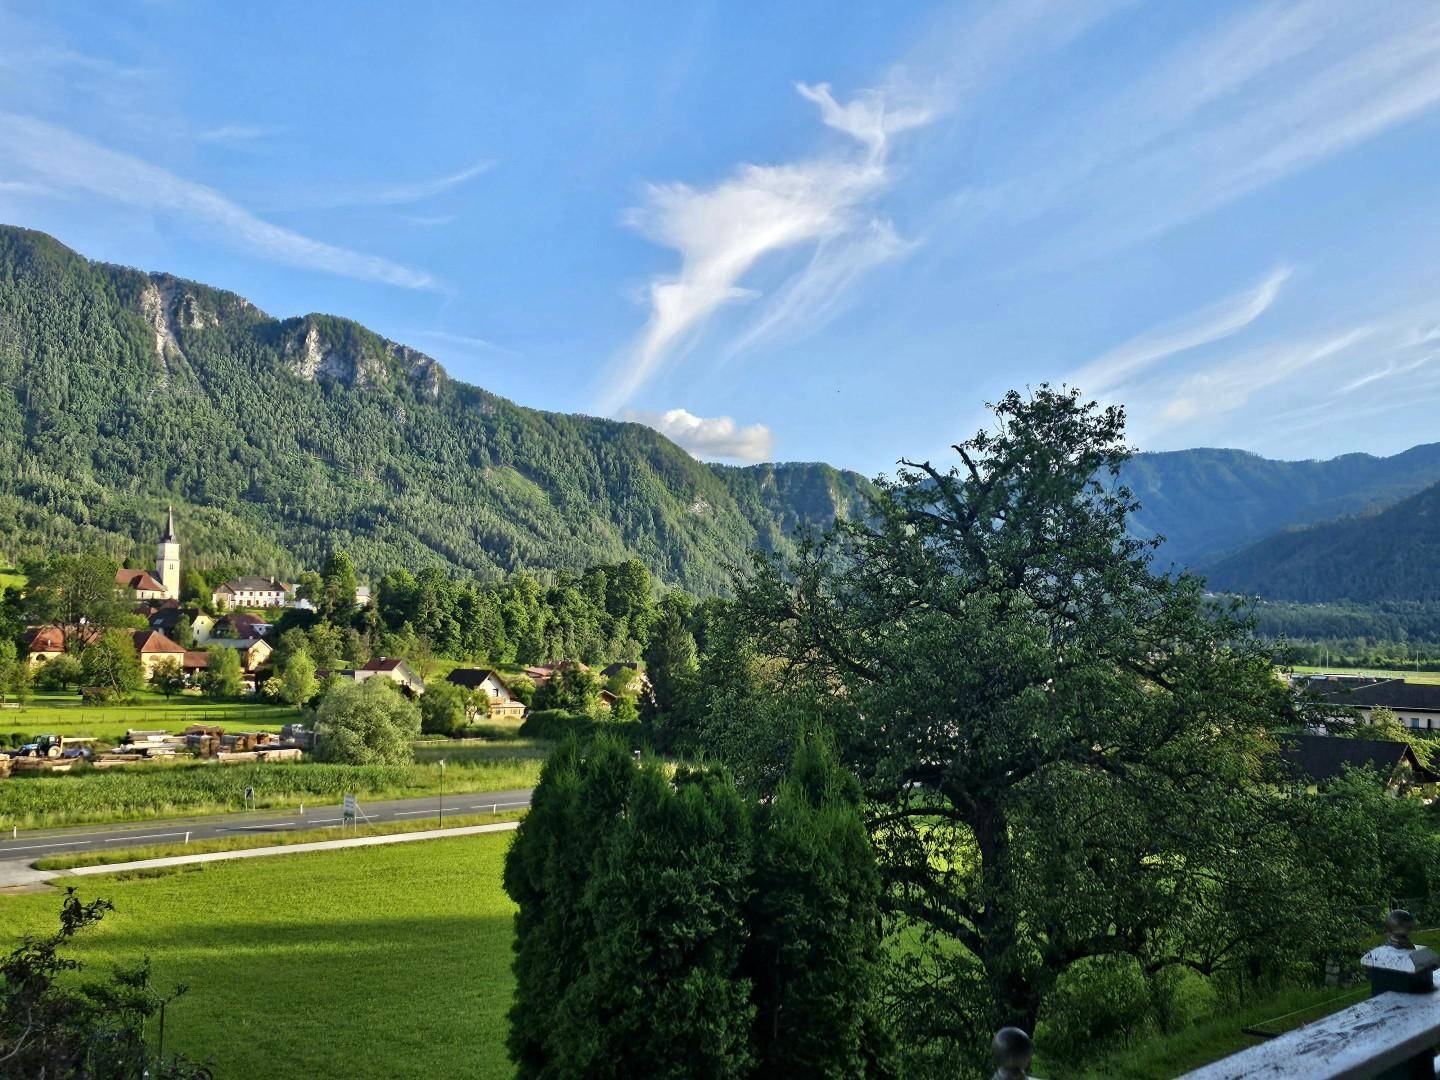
409;329;521;358
0;111;436;289
795;81;934;161
1070;267;1291;395
627;408;775;463
197;124;284;144
598;81;936;415
285;160;495;210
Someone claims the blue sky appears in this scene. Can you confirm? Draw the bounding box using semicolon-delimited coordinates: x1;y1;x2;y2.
4;2;1440;474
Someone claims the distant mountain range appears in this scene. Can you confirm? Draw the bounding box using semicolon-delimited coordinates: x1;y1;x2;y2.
1202;479;1440;603
0;223;1433;611
1119;445;1440;569
0;225;870;593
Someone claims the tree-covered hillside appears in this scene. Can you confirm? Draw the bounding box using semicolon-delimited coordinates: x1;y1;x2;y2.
0;225;871;593
1204;479;1440;604
1120;444;1440;568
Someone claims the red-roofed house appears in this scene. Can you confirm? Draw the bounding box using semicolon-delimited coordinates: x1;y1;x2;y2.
131;630;186;676
115;567;168;601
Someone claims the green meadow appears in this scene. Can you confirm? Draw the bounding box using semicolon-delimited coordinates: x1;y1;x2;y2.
0;832;519;1079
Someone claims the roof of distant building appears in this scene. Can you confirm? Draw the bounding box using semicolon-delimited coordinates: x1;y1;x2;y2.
1312;678;1440;713
116;568;166;592
132;630;184;655
360;657;409;673
447;667;510;692
1277;733;1433;785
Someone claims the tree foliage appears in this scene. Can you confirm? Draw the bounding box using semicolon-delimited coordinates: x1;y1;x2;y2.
81;630;142;698
199;645;244;700
504;735;890;1078
715;386;1348;1070
313;678;420;765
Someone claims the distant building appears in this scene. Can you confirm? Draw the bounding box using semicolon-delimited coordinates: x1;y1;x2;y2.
147;603;215;644
213;613;271;640
354;657;425;695
446;668;525;720
131;630;186;676
115;507;182;602
1308;677;1440;731
22;627;69;667
212;576;289;609
1277;733;1436;795
206;637;273;673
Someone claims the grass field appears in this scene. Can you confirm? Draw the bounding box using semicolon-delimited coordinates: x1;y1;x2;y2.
0;567;24;591
0;690;300;743
0;832;519;1079
0;753;545;827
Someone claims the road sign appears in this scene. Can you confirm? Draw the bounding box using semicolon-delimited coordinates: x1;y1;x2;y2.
343;793;357;825
244;786;255;801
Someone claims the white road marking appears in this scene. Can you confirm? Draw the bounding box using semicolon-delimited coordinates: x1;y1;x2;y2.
105;833;186;843
227;822;296;830
3;840;92;853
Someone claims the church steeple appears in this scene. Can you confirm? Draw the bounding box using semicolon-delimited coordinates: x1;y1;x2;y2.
156;506;181;600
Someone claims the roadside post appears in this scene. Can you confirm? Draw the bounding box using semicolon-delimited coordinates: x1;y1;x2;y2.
243;785;255;811
438;759;446;824
342;793;357;832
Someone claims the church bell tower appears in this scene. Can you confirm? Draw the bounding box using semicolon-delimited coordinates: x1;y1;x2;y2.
157;506;181;600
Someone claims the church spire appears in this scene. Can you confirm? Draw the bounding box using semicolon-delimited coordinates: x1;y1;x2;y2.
162;504;176;542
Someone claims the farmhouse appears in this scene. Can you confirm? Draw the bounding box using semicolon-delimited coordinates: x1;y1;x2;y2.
1308;677;1440;731
213;612;270;640
1277;733;1436;795
212;575;290;609
131;629;186;676
355;656;425;695
206;637;273;673
446;668;526;719
148;603;215;643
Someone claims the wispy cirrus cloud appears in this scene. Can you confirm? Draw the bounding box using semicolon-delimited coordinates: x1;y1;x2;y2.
409;329;521;358
197;123;285;144
596;80;936;416
275;161;495;211
0;111;437;289
1070;267;1292;396
627;407;774;463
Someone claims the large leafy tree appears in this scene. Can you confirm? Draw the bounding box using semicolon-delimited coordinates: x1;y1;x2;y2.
200;645;245;700
25;552;128;651
80;630;142;697
728;387;1321;1067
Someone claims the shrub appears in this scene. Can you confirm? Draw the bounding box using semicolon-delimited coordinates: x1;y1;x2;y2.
313;678;421;765
518;709;596;741
1037;954;1152;1062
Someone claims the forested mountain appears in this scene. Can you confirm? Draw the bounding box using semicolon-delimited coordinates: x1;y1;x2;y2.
1204;479;1440;603
0;225;872;594
1120;444;1440;567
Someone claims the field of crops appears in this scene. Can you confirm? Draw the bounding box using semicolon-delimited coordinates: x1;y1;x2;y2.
0;754;545;827
0;832;518;1079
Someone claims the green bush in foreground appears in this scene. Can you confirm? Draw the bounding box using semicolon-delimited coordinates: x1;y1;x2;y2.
314;678;420;765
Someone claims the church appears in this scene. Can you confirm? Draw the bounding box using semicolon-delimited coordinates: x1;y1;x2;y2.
115;507;182;602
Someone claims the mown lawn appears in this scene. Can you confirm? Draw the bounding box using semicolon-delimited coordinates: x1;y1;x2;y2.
0;832;519;1079
0;690;300;743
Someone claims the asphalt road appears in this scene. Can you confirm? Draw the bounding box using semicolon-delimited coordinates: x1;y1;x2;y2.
0;787;534;863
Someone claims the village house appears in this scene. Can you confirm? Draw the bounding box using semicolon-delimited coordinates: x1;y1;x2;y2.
446;668;526;720
131;630;186;677
1278;733;1437;796
22;627;70;667
354;656;425;695
206;636;273;673
147;603;215;644
212;612;271;640
212;576;290;609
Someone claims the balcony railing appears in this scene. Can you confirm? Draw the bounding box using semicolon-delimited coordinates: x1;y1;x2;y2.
992;909;1440;1080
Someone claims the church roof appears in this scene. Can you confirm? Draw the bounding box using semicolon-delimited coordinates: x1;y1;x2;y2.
161;505;177;543
116;568;166;592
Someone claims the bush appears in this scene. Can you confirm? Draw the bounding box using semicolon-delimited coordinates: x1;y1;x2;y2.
518;709;596;741
1037;954;1152;1062
420;679;468;737
313;678;421;765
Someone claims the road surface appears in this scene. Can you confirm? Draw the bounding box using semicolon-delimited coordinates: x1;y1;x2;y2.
0;787;534;869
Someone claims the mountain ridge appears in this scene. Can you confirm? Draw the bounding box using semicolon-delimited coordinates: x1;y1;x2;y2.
0;224;872;593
